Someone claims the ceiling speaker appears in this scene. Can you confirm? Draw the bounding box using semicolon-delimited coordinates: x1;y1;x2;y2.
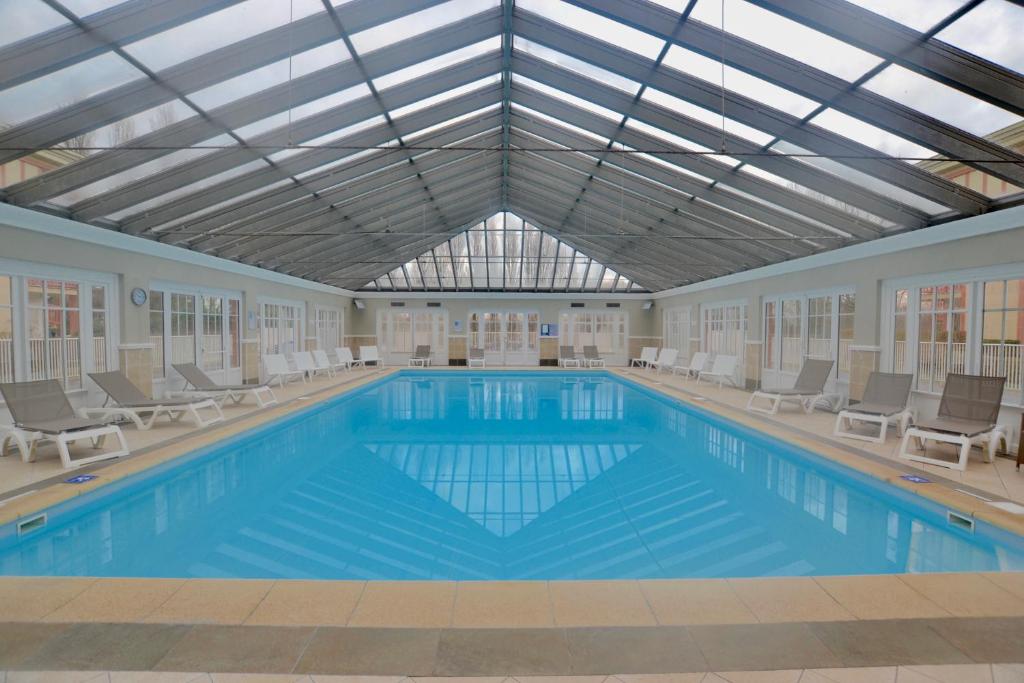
642;301;654;310
354;299;366;310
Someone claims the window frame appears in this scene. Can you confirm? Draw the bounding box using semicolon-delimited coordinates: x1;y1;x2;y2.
152;280;243;382
762;287;856;384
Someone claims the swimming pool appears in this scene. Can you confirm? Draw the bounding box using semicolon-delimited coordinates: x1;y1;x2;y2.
1;371;1022;579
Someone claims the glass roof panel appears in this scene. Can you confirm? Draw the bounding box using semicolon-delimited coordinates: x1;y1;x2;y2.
516;0;665;59
514;75;624;124
514;38;643;96
232;84;372;141
809;108;937;160
689;0;883;82
843;0;968;32
642;87;776;146
662;45;820;118
389;76;502;120
511;102;611;145
122;0;323;71
0;52;144;127
860;64;1021;140
936;0;1024;75
364;212;631;291
373;38;501;91
351;0;499;55
0;0;68;49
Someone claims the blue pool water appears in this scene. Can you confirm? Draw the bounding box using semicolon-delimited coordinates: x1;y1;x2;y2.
1;371;1022;579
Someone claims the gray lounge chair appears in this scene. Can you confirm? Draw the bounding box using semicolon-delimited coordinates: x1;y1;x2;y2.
899;374;1008;471
409;345;431;367
87;371;224;431
172;363;278;408
468;347;486;368
559;346;581;368
0;379;129;469
834;372;914;443
747;358;835;414
582;345;605;368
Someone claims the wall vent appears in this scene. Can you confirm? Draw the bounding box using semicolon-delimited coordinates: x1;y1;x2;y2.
390;301;405;307
605;302;621;308
426;302;441;308
570;302;585;308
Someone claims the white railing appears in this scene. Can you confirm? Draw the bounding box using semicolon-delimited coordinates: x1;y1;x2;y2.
893;341;1021;391
0;338;13;383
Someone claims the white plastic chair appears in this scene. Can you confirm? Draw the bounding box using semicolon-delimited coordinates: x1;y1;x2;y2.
697;355;739;388
264;353;306;386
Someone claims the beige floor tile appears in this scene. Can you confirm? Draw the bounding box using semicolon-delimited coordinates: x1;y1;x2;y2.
244;580;365;626
898;573;1024;617
801;669;897;683
548;580;656;626
706;671;803;682
451;580;553;628
727;577;853;622
310;677;408;683
6;674;110;683
980;572;1024;601
993;663;1024;683
901;664;994;683
0;577;97;621
209;674;313;682
410;678;507;683
109;674;212;683
639;579;758;625
814;575;951;619
347;581;455;628
609;676;705;683
43;577;186;622
146;579;274;624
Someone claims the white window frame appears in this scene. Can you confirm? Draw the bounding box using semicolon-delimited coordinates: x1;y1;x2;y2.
700;299;748;385
152;280;243;385
662;306;692;361
257;296;305;358
468;309;540;366
558;309;629;364
376;307;448;366
314;305;344;352
761;286;855;387
0;257;118;397
881;263;1024;406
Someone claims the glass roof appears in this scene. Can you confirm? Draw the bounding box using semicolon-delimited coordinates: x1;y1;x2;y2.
0;0;1021;292
367;212;641;292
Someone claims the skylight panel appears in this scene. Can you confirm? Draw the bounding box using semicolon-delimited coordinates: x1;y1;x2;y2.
642;87;775;146
689;0;883;82
513;75;624;123
936;0;1024;75
0;53;144;127
511;102;610;146
0;0;68;49
389;76;501;120
350;0;499;55
861;64;1021;139
843;0;967;32
809;108;936;160
516;0;665;59
662;45;820;118
513;38;643;96
231;84;372;141
61;0;134;15
373;38;501;91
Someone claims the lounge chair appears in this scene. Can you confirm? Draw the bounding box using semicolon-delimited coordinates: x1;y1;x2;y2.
312;349;343;377
559;346;581;368
0;379;129;469
359;345;381;367
171;363;278;409
697;354;739;388
582;345;605;368
264;353;306;386
293;351;332;379
649;348;678;373
630;347;657;368
747;358;834;415
671;351;708;378
833;372;913;444
468;347;486;368
899;374;1008;471
334;347;361;370
409;345;431;367
87;371;225;431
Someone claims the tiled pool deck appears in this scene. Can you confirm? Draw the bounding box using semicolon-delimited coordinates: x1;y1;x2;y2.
1;367;1023;677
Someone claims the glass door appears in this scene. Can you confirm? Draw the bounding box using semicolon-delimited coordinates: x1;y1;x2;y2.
470;310;540;366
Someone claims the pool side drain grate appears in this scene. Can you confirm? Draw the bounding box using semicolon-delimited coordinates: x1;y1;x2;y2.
946;510;975;533
17;513;47;536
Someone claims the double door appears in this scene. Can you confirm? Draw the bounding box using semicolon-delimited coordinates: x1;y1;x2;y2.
470;311;539;366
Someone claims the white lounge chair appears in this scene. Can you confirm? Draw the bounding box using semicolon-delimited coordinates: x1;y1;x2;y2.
559;346;581;368
834;372;914;444
293;351;332;379
747;359;834;415
649;348;678;373
312;349;344;377
671;351;708;378
172;363;278;409
899;374;1008;471
697;354;739;388
335;347;362;370
359;345;381;367
0;379;130;469
87;371;224;431
630;347;657;368
468;347;486;368
264;353;306;386
409;345;431;367
582;345;605;368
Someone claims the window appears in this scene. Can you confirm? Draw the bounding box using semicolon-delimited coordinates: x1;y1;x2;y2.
558;310;629;361
170;293;196;366
663;307;692;360
201;296;224;371
91;286;108;373
781;299;802;373
763;289;855;381
376;308;447;364
884;268;1024;405
229;299;241;370
27;279;82;389
702;301;747;359
0;276;13;383
260;301;302;356
763;301;776;371
314;307;343;352
149;292;165;378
